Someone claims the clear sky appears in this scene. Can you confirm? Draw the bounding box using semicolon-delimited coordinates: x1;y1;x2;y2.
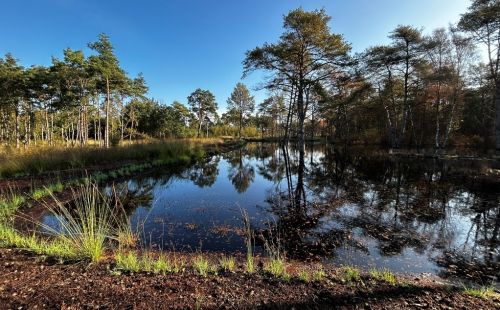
0;0;471;111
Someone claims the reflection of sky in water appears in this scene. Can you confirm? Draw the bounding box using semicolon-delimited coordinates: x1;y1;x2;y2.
41;144;499;284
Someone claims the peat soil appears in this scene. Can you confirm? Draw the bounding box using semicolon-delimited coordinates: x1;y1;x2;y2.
0;249;499;309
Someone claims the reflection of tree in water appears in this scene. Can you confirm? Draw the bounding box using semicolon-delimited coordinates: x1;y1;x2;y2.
107;179;155;217
256;143;499;283
225;149;255;193
187;156;220;188
259;144;359;259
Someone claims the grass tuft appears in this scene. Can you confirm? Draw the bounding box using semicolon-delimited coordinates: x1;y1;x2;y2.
193;255;210;277
153;254;173;274
369;268;397;285
219;256;236;272
39;183;117;262
264;258;288;278
463;286;495;299
115;251;141;273
341;265;361;283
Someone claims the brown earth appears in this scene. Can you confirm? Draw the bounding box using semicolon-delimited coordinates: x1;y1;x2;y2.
0;249;498;310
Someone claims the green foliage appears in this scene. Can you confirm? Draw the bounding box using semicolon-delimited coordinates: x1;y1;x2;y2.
264;258;288;278
193;255;210;277
226;83;255;137
369;268;397;285
463;286;495;299
115;251;141;273
188;88;218;138
0;194;25;219
0;223;77;259
32;182;64;200
39;183;116;262
341;266;361;283
219;256;236;272
298;270;310;282
313;269;327;282
153;255;173;274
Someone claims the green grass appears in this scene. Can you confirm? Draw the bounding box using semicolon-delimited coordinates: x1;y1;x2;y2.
153;254;173;274
0;223;77;259
298;270;310;282
264;258;287;278
32;182;64;200
341;266;361;283
241;209;255;274
0;139;216;179
246;254;255;273
313;268;327;282
0;194;25;219
369;268;397;285
115;251;141;273
219;256;236;272
193;255;210;277
39;183;117;262
463;286;495;299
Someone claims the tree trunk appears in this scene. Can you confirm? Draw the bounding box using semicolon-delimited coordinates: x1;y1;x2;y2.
15;108;20;149
496;81;500;150
105;77;110;148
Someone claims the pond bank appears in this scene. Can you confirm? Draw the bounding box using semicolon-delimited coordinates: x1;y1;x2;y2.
0;248;498;309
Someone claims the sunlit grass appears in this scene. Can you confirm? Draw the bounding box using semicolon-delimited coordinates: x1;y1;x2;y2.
0;140;216;179
0;194;25;219
219;256;236;272
0;222;77;259
32;182;64;200
39;183;117;262
341;265;361;283
313;268;327;282
264;258;289;279
298;270;310;282
241;209;255;274
369;268;397;285
193;255;210;277
463;286;495;299
153;254;173;274
115;251;141;273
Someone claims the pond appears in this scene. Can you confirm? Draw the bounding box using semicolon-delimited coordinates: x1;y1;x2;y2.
43;143;500;284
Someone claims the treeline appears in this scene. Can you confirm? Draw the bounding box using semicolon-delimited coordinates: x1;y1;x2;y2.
1;0;499;150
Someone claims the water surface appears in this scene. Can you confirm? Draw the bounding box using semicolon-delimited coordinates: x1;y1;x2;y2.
43;143;500;284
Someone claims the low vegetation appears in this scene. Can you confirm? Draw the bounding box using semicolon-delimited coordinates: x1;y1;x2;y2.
219;256;236;272
463;286;496;299
340;265;361;283
369;268;397;285
0;139;215;179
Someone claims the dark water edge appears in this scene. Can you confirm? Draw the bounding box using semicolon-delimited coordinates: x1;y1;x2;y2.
42;143;500;286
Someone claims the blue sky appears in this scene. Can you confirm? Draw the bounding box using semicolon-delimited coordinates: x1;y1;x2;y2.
0;0;471;111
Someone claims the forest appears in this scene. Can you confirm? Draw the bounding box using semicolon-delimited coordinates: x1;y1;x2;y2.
0;1;498;152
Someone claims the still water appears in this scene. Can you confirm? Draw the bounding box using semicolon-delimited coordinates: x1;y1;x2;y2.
46;143;500;284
